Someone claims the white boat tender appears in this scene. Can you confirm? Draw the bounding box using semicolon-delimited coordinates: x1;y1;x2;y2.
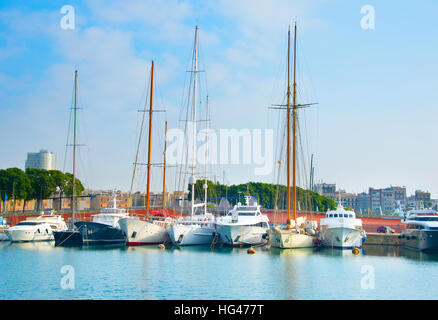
318;203;366;248
215;196;270;246
5;214;68;242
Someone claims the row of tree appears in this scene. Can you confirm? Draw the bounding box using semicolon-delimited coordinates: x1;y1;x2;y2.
189;180;336;212
0;168;84;212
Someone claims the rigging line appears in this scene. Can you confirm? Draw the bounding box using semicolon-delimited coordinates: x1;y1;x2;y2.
63;77;76;173
130;65;152;197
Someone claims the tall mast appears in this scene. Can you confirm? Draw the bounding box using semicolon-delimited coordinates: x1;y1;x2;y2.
146;61;154;214
204;95;209;215
286;26;291;229
162;121;167;214
72;70;77;225
190;26;199;218
292;23;298;224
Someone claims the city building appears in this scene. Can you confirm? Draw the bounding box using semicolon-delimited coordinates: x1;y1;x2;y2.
335;190;358;210
25;149;57;170
314;183;336;200
357;192;370;213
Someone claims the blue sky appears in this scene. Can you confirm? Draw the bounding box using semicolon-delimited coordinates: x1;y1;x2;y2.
1;0;437;198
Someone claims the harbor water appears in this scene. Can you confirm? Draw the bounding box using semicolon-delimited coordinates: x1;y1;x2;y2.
0;242;437;300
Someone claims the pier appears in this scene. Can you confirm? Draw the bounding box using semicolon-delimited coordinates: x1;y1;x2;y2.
365;233;405;246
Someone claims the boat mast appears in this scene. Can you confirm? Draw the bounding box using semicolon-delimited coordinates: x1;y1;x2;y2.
292;23;298;224
162;121;167;214
190;26;199;218
286;26;291;229
204;95;209;215
146;61;154;215
72;70;77;226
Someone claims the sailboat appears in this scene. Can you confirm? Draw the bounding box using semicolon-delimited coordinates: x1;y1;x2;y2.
268;24;316;249
168;26;216;246
118;61;173;246
53;70;84;247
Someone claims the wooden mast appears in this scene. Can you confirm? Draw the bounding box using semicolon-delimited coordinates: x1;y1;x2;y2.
72;70;77;225
292;23;298;224
286;26;292;229
162;120;167;214
146;61;154;214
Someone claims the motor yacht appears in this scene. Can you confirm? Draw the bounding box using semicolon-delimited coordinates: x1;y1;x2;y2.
74;194;128;246
215;196;270;246
317;203;366;248
400;209;438;251
5;214;68;242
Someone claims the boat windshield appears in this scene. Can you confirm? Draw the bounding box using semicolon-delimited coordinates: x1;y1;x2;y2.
237;211;257;216
17;222;42;226
409;217;438;221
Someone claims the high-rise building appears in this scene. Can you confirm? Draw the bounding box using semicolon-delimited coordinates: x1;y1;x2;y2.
25;149;57;170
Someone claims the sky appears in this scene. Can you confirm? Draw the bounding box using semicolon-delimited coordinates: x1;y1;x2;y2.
0;0;437;198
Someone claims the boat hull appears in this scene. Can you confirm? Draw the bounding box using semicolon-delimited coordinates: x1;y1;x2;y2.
401;230;438;252
118;217;170;246
216;224;268;246
318;227;363;248
53;230;83;247
268;228;315;248
169;224;215;246
5;228;53;242
75;221;126;247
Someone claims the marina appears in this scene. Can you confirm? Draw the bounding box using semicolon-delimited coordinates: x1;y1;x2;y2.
1;0;437;304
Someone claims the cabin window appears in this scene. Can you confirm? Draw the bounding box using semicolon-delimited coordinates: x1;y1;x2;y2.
334;214;338;218
37;229;40;233
343;214;348;218
349;214;353;218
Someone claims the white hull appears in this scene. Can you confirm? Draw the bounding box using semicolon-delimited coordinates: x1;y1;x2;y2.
216;224;268;246
319;227;363;248
268;228;315;248
5;228;54;242
118;217;170;246
169;224;215;246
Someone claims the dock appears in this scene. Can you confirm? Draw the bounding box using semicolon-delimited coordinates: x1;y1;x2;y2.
365;233;405;246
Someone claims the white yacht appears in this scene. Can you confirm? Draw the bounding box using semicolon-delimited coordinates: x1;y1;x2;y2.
169;211;216;246
317;203;366;248
215;196;270;246
0;217;10;241
400;209;438;251
119;214;173;246
5;214;68;242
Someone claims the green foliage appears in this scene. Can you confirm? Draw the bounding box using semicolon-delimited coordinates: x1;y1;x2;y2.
0;168;85;208
188;180;336;211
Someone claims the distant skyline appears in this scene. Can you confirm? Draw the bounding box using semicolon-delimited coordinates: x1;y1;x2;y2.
1;1;437;198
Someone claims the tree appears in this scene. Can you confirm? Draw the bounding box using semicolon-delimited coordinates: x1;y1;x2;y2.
25;168;56;211
0;168;32;212
63;172;85;196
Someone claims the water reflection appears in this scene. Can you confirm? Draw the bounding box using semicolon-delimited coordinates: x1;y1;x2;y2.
363;244;438;262
1;241;54;251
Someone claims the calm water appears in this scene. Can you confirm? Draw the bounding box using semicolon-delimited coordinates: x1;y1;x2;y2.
0;241;437;300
